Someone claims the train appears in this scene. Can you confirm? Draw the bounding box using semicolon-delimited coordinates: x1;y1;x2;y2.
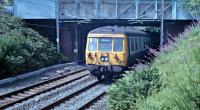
85;26;158;79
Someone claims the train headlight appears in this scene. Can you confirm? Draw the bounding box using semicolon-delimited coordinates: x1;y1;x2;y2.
104;57;108;61
100;56;108;62
101;57;105;61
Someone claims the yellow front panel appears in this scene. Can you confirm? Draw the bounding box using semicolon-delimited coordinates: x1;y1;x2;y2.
86;52;127;66
85;34;128;66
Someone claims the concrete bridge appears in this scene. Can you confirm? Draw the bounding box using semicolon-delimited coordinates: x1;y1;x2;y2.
14;0;195;20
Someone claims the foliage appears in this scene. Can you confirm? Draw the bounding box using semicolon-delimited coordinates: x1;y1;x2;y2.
0;4;2;10
0;15;67;77
1;0;12;5
0;4;3;14
180;0;200;18
107;25;200;110
0;15;22;34
137;25;200;110
107;68;161;110
6;0;13;5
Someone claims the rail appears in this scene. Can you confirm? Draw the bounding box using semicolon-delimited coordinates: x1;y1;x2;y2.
0;68;89;109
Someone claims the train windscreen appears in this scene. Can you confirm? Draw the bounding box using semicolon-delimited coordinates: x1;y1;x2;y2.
88;38;98;51
98;38;112;52
114;38;123;52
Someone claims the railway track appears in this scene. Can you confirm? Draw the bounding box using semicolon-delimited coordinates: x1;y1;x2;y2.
0;68;89;109
78;91;106;110
41;79;107;110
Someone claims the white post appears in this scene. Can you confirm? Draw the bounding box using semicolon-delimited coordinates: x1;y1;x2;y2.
115;0;118;18
172;0;177;19
154;0;158;19
56;0;60;63
160;0;164;49
135;0;138;19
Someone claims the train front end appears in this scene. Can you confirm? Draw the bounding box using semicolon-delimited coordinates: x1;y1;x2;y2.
85;33;128;74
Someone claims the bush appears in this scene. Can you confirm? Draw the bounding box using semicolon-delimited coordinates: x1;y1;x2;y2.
107;68;161;110
107;25;200;110
0;15;66;77
137;26;200;110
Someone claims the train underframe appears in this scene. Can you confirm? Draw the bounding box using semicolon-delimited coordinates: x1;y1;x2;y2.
87;64;125;80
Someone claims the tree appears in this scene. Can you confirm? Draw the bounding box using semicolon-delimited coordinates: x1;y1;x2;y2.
180;0;200;18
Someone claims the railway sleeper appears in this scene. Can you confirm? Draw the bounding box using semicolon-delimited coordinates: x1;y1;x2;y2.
29;89;40;92
50;81;59;84
39;85;48;89
43;84;50;87
18;93;30;97
11;95;24;99
34;87;43;90
0;100;7;104
4;97;17;101
24;91;35;95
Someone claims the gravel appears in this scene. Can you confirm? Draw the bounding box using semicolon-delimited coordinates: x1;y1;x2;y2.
5;75;97;110
0;65;85;95
53;83;109;110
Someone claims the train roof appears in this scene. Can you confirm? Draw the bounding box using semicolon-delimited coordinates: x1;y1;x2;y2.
89;26;148;36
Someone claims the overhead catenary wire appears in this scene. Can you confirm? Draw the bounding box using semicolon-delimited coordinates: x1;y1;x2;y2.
23;22;56;29
23;22;70;30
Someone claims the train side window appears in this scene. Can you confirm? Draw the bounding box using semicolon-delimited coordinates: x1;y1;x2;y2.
148;41;151;47
114;38;123;52
141;37;144;50
149;41;151;47
135;37;138;51
88;38;98;51
148;42;150;47
147;42;149;48
149;42;151;47
139;37;142;50
131;38;134;52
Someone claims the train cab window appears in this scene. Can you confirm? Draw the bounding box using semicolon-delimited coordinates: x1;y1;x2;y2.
114;38;123;52
88;38;98;51
98;38;112;51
